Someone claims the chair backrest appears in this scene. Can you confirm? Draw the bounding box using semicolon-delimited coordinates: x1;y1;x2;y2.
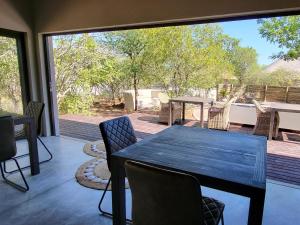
25;101;45;135
224;96;237;107
99;116;137;171
158;93;170;104
223;96;237;124
125;161;204;225
0;116;17;162
252;99;266;114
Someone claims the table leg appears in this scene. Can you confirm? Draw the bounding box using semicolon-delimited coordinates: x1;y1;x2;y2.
248;189;266;225
27;119;40;175
200;103;204;128
168;101;173;126
182;102;185;124
112;157;126;225
269;110;275;140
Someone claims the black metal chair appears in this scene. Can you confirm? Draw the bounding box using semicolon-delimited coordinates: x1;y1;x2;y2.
98;116;137;220
5;101;52;173
125;161;225;225
0;116;29;192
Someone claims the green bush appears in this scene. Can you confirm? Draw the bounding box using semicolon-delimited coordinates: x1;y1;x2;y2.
59;94;93;114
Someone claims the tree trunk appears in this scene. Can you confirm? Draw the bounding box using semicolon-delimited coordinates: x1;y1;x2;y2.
133;75;138;111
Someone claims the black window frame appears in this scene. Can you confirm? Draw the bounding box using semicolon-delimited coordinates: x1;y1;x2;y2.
0;28;30;112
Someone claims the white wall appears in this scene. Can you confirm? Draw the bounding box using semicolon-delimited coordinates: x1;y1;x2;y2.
230;103;300;131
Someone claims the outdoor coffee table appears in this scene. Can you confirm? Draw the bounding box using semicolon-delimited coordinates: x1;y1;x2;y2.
262;102;300;140
168;96;213;127
111;126;267;225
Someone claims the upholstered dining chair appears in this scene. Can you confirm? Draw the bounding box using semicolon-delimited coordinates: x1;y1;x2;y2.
98;116;137;220
252;99;280;139
125;160;225;225
0;116;29;192
5;101;52;173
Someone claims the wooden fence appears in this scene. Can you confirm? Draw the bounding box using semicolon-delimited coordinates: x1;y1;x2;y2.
217;84;300;104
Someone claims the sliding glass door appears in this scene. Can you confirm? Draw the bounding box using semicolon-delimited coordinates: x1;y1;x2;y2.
0;30;29;115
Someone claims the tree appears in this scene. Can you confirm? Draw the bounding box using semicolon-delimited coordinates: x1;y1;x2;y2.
258;16;300;60
230;46;259;85
145;25;236;97
53;34;103;113
89;55;126;103
191;25;236;91
0;36;22;113
104;30;148;110
250;69;299;86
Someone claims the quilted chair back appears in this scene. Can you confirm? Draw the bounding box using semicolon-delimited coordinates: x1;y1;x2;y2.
25;101;44;135
0;116;17;162
125;161;204;225
99;116;137;171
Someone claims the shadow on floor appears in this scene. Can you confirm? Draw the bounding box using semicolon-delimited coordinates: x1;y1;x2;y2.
59;119;153;141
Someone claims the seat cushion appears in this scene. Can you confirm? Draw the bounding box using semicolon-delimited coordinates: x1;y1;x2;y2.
202;196;225;225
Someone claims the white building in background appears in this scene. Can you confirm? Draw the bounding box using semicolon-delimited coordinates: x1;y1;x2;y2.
264;58;300;73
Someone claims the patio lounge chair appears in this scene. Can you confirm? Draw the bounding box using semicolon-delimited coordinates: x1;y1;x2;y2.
125;160;225;225
252;99;280;138
207;97;237;131
0;116;29;192
4;101;53;173
98;116;136;221
158;93;181;124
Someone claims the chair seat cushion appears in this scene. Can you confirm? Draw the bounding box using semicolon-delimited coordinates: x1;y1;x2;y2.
202;196;225;225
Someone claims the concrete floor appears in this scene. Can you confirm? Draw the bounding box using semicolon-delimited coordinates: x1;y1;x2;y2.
1;136;300;225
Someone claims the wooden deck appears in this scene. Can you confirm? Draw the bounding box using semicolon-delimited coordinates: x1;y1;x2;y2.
59;112;300;186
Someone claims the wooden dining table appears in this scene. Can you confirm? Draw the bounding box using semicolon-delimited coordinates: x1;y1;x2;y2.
168;96;213;127
262;102;300;140
1;114;40;175
111;126;267;225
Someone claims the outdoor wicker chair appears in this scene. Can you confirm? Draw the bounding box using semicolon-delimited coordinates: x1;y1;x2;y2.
125;160;225;225
158;93;181;124
0;116;29;192
252;99;280;138
98;116;137;221
4;101;52;173
207;96;237;131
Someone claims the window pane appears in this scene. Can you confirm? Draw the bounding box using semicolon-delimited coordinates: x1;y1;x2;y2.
0;36;23;115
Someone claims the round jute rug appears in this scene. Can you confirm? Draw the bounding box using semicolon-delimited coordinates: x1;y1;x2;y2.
83;141;107;158
75;157;129;190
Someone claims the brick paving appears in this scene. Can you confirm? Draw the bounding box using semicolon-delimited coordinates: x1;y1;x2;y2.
60;111;300;186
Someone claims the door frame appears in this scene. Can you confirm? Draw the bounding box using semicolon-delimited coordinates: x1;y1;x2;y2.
0;28;30;111
43;36;59;136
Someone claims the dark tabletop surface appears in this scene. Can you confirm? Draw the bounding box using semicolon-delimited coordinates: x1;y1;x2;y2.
113;126;267;189
170;96;213;103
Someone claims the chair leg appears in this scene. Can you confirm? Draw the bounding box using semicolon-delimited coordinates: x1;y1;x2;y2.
4;136;53;174
98;177;112;217
0;159;29;192
37;136;53;163
220;213;224;225
98;177;132;223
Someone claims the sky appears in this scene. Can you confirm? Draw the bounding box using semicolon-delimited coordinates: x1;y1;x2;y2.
218;19;281;66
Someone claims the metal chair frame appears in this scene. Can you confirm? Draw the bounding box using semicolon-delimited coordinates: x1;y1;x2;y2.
4;102;53;174
0;159;29;192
